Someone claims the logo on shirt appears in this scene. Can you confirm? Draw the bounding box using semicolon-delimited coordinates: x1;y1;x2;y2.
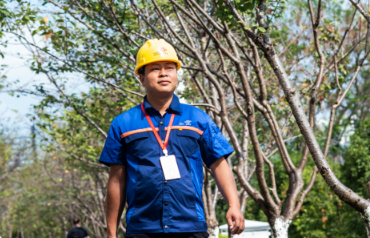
179;120;191;126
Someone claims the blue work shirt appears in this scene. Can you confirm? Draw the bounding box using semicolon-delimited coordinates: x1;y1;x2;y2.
99;94;234;234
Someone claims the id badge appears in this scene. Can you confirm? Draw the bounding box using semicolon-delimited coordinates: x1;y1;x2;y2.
159;155;181;180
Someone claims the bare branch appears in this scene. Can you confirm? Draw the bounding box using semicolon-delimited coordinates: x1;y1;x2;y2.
45;72;108;138
262;154;281;204
191;104;220;115
292;167;318;217
349;0;370;23
56;144;106;168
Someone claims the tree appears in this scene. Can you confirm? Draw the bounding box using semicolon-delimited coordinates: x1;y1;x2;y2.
0;126;29;238
2;0;370;237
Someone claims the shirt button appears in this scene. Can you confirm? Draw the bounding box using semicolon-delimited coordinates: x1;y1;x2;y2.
164;181;168;184
165;202;168;206
160;121;164;125
165;225;168;229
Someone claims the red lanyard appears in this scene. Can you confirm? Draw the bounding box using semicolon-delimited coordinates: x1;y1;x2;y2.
141;103;175;156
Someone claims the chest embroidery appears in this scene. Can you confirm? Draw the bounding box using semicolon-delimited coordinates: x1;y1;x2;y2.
180;120;192;126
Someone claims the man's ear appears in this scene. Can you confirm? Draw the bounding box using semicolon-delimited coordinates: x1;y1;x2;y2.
139;74;145;87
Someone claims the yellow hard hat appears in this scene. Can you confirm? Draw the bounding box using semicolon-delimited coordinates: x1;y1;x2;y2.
134;39;181;75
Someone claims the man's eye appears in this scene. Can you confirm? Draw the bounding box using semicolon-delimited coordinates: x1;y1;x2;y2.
166;67;175;70
151;68;159;71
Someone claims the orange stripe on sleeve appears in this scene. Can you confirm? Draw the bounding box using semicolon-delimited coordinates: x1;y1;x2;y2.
121;127;159;138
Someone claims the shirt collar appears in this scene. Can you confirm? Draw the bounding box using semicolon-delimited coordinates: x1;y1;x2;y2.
143;94;182;114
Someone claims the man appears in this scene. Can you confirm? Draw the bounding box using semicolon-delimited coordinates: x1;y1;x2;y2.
99;39;245;238
67;218;89;238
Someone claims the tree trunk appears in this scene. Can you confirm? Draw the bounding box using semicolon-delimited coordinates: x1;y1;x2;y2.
270;218;292;238
206;213;219;238
20;222;24;238
208;226;219;238
7;222;12;238
361;206;370;237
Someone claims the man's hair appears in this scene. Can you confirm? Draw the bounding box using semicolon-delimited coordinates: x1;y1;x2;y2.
138;65;146;75
138;62;178;75
73;218;80;225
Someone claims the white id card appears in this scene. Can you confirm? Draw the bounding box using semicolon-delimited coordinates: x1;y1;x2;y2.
159;155;181;180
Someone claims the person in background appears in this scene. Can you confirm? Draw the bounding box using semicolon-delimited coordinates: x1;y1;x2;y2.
67;218;90;238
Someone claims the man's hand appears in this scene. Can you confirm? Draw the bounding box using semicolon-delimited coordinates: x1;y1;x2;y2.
106;165;126;238
210;157;245;235
226;206;245;235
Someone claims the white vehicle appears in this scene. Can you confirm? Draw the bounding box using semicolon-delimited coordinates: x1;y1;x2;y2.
219;219;271;238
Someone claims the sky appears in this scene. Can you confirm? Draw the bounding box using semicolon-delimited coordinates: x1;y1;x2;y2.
0;33;46;135
0;31;90;137
0;0;64;136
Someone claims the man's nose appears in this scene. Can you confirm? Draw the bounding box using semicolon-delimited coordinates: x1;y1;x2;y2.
159;67;168;77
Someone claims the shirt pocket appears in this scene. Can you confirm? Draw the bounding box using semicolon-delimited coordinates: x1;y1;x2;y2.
124;132;151;158
176;129;201;157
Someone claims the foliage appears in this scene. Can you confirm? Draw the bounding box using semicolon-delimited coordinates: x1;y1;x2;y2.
289;165;367;238
342;119;370;197
287;120;370;237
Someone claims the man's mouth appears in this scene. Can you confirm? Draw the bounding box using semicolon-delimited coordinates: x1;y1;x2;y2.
158;80;171;85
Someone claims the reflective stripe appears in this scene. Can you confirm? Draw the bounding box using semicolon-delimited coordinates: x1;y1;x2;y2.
121;126;203;139
121;127;159;138
166;126;203;135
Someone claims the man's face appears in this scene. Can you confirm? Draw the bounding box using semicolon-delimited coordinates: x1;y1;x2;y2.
139;61;178;96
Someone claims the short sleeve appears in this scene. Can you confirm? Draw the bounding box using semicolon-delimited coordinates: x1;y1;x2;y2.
199;115;234;168
99;118;126;166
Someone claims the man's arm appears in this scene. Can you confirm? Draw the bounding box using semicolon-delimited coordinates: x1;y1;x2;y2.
210;157;245;235
106;164;127;238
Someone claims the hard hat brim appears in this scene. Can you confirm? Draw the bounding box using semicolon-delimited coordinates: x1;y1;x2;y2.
134;59;181;75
